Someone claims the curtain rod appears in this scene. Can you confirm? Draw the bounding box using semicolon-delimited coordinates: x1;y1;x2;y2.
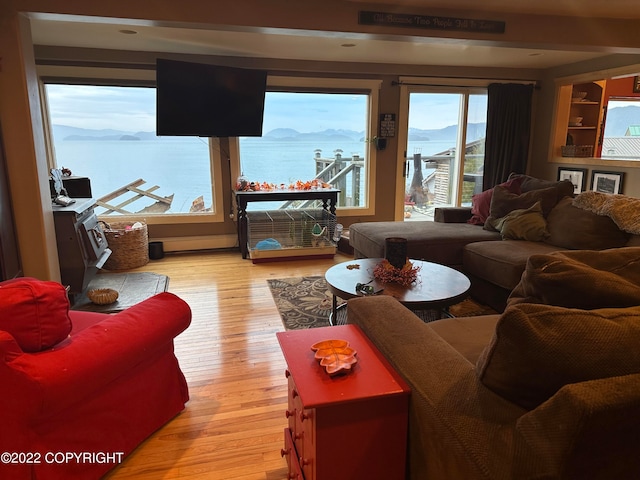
392;79;539;88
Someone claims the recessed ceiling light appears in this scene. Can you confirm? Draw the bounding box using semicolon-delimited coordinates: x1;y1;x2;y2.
341;43;356;48
119;29;138;35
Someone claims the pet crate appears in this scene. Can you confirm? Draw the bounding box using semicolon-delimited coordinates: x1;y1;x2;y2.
247;209;337;262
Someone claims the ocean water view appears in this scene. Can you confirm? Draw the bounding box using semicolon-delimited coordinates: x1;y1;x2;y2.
54;136;455;214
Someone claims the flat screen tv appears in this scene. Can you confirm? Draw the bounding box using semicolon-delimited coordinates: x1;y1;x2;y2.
156;59;267;137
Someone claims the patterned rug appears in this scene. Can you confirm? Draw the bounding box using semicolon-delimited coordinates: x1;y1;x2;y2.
267;276;497;330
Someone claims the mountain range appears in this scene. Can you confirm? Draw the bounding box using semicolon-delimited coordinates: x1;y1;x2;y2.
51;123;488;143
51;105;640;142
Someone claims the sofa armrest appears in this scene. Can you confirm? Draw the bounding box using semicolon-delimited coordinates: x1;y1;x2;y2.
2;292;191;416
434;206;473;223
346;296;524;480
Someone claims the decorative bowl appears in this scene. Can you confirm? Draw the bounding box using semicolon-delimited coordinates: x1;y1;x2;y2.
569;116;583;126
572;91;588;100
87;288;119;305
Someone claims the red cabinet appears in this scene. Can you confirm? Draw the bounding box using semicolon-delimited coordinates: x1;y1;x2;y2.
277;324;410;480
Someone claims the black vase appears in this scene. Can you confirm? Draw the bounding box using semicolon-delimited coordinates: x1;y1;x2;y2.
385;237;407;270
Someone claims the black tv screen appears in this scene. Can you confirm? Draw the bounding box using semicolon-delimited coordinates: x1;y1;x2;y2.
156;59;267;137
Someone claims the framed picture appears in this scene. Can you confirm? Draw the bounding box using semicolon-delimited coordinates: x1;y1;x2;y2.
591;170;625;194
557;167;588;194
634;76;640;94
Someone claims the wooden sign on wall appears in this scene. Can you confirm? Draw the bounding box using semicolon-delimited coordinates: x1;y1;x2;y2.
358;11;505;34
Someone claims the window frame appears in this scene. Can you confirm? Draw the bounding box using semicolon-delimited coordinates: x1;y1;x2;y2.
37;64;225;225
229;75;382;217
395;77;490;220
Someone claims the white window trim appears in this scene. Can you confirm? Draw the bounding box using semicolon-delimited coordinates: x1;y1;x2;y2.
37;64;225;224
229;75;382;217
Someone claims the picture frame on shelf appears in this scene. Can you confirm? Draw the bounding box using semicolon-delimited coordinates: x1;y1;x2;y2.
558;167;588;194
591;170;625;194
634;76;640;94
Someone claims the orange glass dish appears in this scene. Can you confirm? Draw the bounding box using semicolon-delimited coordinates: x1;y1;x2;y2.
311;339;358;375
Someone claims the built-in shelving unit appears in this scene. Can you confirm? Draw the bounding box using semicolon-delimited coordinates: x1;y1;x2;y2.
552;81;606;160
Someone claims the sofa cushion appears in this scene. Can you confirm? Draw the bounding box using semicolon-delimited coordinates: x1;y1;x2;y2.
508;248;640;309
476;302;640;409
428;314;499;364
545;197;629;250
463;240;564;291
508;173;575;201
349;220;500;266
484;185;559;231
468;176;524;226
0;278;72;352
490;201;549;241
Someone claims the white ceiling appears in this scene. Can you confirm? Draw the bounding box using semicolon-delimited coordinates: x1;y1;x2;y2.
28;1;640;70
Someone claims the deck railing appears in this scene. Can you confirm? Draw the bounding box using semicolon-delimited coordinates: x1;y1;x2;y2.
279;150;364;209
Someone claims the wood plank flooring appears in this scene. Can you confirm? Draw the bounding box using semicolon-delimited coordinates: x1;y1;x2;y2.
104;249;352;479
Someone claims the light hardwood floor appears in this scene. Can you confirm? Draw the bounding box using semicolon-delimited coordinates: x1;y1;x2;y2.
104;249;353;480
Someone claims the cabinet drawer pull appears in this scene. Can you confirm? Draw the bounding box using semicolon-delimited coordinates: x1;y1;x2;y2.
285;409;295;418
291;389;298;398
285;369;291;378
299;456;310;466
299;411;309;422
280;448;290;458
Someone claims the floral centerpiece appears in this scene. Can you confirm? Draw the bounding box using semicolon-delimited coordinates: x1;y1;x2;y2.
373;259;420;287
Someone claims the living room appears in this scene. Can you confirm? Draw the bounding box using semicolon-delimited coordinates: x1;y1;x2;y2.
2;1;640;479
2;0;640;283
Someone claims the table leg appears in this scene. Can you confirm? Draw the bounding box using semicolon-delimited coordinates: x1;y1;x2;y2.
330;294;338;326
237;199;248;259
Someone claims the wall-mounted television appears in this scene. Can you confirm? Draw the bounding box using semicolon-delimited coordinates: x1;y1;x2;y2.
156;59;267;137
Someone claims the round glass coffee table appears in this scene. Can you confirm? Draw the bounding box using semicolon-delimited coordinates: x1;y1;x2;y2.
324;258;471;325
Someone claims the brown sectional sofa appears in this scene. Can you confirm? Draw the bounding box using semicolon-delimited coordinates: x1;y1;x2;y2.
346;247;640;480
349;175;640;311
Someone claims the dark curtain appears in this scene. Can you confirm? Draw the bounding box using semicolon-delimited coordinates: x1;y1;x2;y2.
483;83;534;188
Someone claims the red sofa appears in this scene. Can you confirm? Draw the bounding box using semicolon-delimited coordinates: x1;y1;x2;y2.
0;278;191;480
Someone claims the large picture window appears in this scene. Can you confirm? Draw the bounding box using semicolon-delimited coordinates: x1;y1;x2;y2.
43;84;218;218
233;77;380;213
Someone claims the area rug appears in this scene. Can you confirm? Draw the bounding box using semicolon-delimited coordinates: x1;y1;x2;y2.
71;272;169;313
268;276;497;330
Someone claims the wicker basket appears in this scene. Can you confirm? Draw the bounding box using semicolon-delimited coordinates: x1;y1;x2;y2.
101;221;149;270
87;288;119;305
561;145;594;157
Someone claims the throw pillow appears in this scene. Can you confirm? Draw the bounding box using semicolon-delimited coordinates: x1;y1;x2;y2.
545;197;630;250
484;185;559;231
476;302;640;409
508;248;640;309
490;201;549;241
507;173;575;201
468;176;524;226
0;277;72;352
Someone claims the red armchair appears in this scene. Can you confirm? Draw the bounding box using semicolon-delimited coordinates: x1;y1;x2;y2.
0;278;191;479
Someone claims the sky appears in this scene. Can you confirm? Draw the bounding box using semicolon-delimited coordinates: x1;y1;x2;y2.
45;85;371;134
45;84;640;135
46;84;486;134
